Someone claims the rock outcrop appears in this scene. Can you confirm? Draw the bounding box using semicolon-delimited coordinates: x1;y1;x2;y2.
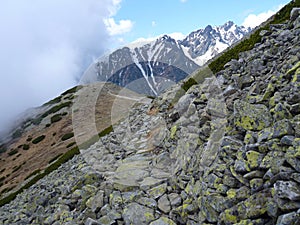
1;6;300;225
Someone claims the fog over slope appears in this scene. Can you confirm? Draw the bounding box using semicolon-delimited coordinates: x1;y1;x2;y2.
0;0;129;132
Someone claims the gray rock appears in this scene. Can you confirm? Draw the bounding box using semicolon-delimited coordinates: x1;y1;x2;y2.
150;217;177;225
275;181;300;201
168;193;182;207
122;203;156;225
234;100;272;131
85;218;101;225
86;190;104;213
276;211;300;225
291;8;300;21
158;194;171;214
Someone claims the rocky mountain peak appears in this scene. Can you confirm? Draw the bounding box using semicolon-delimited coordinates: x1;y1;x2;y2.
81;21;250;96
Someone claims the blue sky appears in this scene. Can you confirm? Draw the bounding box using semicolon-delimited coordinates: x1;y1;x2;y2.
0;0;292;131
111;0;290;43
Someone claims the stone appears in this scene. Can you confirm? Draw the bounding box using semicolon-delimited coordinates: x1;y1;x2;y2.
122;203;156;225
85;218;100;225
147;183;167;199
98;216;115;225
168;193;182;207
136;197;157;209
271;103;292;122
234;100;272;131
274;181;300;201
276;212;300;225
291;8;300;21
246;151;264;170
140;177;166;191
280;135;295;146
158;194;171;214
272;119;294;138
249;178;264;192
86;190;104;213
149;217;177;225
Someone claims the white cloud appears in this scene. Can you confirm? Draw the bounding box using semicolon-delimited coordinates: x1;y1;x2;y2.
152;21;156;27
0;0;129;132
104;18;133;35
242;4;284;28
180;0;188;3
168;32;186;40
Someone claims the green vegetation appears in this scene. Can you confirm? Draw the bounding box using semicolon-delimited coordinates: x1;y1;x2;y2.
0;146;79;207
7;149;18;156
0;176;5;183
48;153;63;164
24;169;41;180
12;129;22;139
32;135;46;144
50;114;62;123
61;85;82;96
79;125;114;150
66;142;76;148
41;101;72;119
22;144;30;150
182;77;198;92
61;132;74;141
42;85;82;106
44;147;80;174
26;137;32;142
43;96;62;106
0;145;7;154
12;165;22;173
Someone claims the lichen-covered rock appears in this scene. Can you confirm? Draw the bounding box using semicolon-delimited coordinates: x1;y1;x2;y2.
149;217;177;225
234;100;272;131
122;203;156;225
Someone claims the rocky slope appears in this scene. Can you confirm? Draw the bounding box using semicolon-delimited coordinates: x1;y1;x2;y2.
81;22;249;96
1;5;300;225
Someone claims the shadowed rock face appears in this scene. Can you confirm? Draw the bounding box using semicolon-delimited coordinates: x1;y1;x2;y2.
1;6;300;225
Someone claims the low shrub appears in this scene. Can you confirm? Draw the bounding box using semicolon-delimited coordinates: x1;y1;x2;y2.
61;85;82;96
24;169;41;180
32;135;46;144
12;165;22;173
66;142;76;148
12;129;22;139
43;96;62;106
79;125;113;150
22;144;30;150
61;132;74;141
26;137;32;142
0;176;5;182
50;114;62;123
7;149;18;156
48;153;63;164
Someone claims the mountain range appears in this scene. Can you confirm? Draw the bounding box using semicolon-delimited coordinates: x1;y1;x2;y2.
81;21;250;95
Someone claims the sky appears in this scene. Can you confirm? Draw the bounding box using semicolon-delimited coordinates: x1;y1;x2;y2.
0;0;291;133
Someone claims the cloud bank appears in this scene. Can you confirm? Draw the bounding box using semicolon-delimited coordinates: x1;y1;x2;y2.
0;0;132;133
242;4;284;28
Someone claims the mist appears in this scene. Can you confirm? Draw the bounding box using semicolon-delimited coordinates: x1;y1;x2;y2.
0;0;127;133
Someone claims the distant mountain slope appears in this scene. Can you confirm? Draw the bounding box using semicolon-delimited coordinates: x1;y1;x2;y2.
0;83;148;199
81;21;250;95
